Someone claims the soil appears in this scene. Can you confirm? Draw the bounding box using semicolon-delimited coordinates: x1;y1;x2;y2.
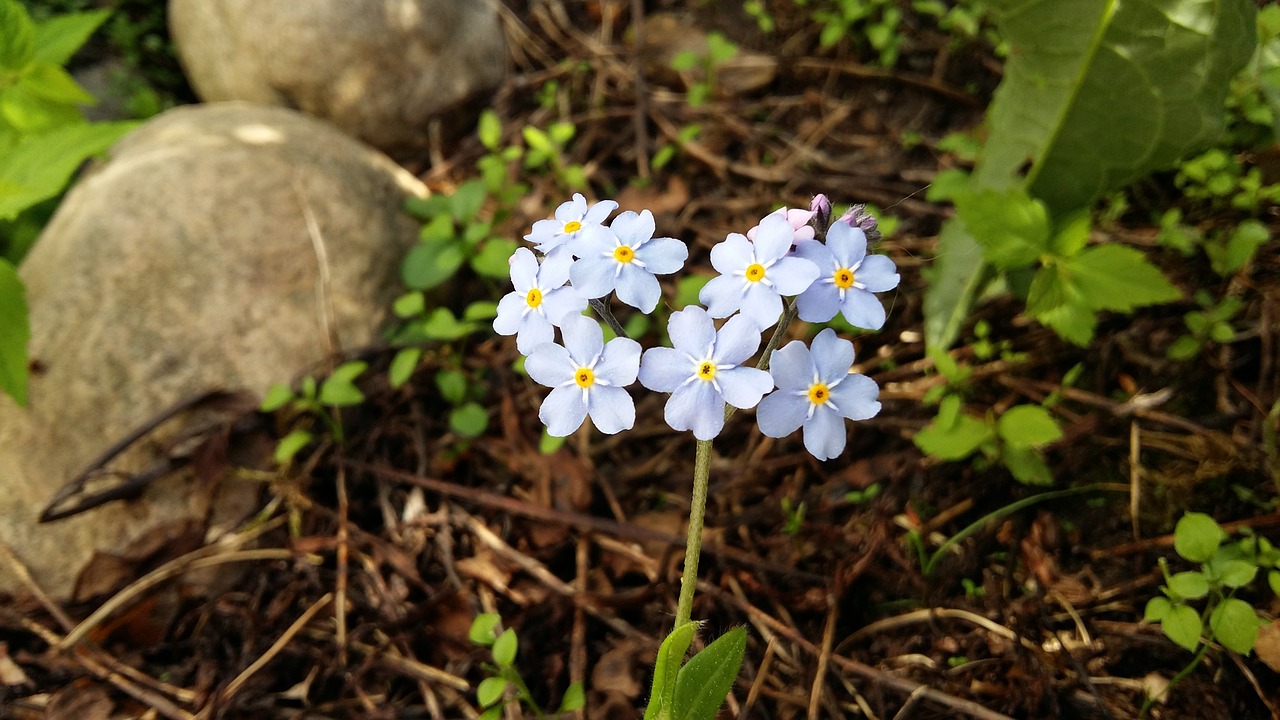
2;1;1278;719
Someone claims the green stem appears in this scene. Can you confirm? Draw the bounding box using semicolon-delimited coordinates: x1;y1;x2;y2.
674;438;713;628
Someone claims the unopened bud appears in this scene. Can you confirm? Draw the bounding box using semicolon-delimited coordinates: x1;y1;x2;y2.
809;194;832;235
838;204;882;243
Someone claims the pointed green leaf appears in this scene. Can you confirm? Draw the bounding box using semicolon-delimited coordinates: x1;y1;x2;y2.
449;180;487;223
1210;597;1259;654
21;61;94;105
260;383;296;412
672;627;747;720
491;628;517;668
558;681;585;712
319;361;367;407
977;0;1257;215
1145;596;1172;623
388;347;421;389
1068;244;1181;313
33;9;111;66
0;0;36;71
922;217;989;352
476;676;507;708
643;622;697;720
0;259;29;405
273;429;314;465
1026;263;1097;345
954;188;1051;269
1161;603;1204;651
0;121;135;220
1001;445;1054;485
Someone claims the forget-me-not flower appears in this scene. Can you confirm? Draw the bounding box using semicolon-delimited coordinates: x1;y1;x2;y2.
524;193;617;260
493;247;585;354
638;307;773;440
756;328;881;460
794;221;899;330
569;209;688;313
525;313;640;436
746;207;816;243
699;213;820;329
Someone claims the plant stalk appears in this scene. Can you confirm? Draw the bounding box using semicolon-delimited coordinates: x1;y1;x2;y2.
674;437;713;628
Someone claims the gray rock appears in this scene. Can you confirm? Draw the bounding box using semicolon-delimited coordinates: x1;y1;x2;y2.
0;102;426;601
168;0;506;154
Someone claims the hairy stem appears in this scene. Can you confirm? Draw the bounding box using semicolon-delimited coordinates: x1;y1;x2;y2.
589;298;627;338
674;438;712;628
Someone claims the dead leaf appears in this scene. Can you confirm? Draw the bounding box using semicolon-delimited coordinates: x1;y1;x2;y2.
0;643;31;687
591;637;646;698
1256;619;1280;672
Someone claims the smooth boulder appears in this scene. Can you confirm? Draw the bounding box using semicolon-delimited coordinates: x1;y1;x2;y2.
0;102;426;601
168;0;507;154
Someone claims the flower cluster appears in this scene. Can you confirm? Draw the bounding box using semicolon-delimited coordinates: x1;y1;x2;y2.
494;193;899;460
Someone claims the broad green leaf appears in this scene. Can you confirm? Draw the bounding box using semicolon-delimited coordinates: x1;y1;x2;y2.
476;677;506;708
1174;512;1226;563
1210;597;1259;654
21;61;94;105
419;308;476;341
1026;263;1096;345
393;291;425;318
1049;212;1091;257
449;180;486;222
260;383;295;412
914;409;993;460
977;0;1257;215
450;402;489;438
1166;571;1210;600
469;613;501;646
471;239;518;279
0;121;135;220
32;8;111;66
954;188;1051;269
0;258;29;405
273;429;314;465
318;361;367;407
1161;603;1204;651
672;627;747;720
491;628;517;668
400;240;464;290
435;369;468;405
0;0;35;71
388;347;421;389
1145;596;1173;622
922;218;988;353
1001;445;1054;486
1068;244;1181;312
996;404;1062;448
1216;560;1259;589
463;300;499;321
643;622;697;720
0;82;83;133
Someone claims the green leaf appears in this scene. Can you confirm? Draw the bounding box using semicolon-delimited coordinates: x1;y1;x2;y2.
996;404;1062;448
559;680;585;712
643;622;697;720
0;258;29;405
1217;219;1270;275
0;81;83;132
1001;445;1054;486
1049;212;1091;257
914;396;993;460
476;676;507;708
478;706;502;720
435;369;468;405
1067;244;1181;312
463;300;499;321
273;429;314;465
401;240;465;290
449;180;487;223
404;194;450;221
469;613;501;646
260;383;295;412
1269;570;1279;597
450;403;489;438
954;188;1051;268
388;347;421;389
0;121;135;220
393;291;425;318
1145;596;1172;622
0;0;35;71
32;9;110;65
1161;603;1205;651
672;627;747;720
491;628;517;668
20;61;94;105
1217;560;1259;589
977;0;1257;215
1166;571;1210;600
471;239;518;279
318;361;367;407
477;109;502;151
1174;512;1227;563
539;430;566;455
922;218;989;352
1025;263;1096;345
522;125;553;154
1210;597;1259;654
419;308;476;341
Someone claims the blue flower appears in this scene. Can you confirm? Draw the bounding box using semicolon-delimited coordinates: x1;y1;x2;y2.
699;213;820;329
794;221;899;330
525;314;640;436
493;247;585;354
638;307;773;440
524;193;617;259
756;329;881;460
569;209;688;313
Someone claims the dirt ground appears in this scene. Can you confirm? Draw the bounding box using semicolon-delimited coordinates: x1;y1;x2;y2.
3;1;1279;718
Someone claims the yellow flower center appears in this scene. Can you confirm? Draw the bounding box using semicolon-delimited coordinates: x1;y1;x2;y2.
697;361;717;381
744;263;767;283
807;383;831;405
574;367;595;388
563;220;583;234
613;245;635;263
833;268;855;289
525;288;543;308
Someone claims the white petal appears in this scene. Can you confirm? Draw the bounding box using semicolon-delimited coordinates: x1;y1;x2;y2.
540;384;588;437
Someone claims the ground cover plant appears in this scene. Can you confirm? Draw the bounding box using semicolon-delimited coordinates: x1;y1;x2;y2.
2;0;1279;718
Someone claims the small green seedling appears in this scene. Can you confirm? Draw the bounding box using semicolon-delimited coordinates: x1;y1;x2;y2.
1167;290;1243;361
260;360;368;464
522;120;586;190
469;613;584;719
1142;513;1279;710
781;496;807;536
670;32;738;107
475;109;529;208
914;394;1063;486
